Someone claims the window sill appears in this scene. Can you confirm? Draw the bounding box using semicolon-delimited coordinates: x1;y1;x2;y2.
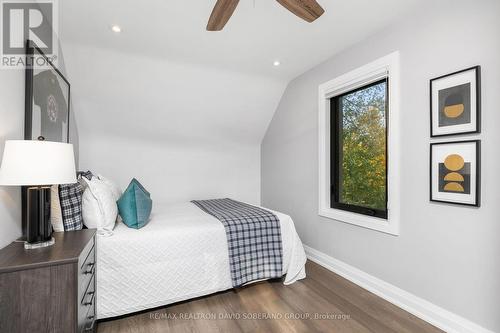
319;206;399;236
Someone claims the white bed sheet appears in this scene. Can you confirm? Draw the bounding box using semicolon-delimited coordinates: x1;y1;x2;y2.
96;202;307;319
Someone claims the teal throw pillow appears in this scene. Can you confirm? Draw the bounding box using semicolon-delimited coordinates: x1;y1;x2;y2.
117;178;152;229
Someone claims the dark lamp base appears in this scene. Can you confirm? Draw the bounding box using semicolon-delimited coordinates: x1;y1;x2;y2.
26;186;53;248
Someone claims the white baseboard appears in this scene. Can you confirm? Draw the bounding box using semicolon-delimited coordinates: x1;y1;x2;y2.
304;245;494;333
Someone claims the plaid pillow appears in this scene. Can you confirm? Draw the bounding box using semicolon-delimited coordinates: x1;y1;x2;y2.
59;182;84;231
78;170;94;181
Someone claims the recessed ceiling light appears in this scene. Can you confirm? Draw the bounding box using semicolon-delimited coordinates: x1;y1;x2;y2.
111;25;121;33
273;60;281;67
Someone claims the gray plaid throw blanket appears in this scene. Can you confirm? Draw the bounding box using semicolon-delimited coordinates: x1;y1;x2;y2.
191;198;283;287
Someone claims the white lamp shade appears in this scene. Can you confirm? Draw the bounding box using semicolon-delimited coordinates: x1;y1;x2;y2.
0;140;77;186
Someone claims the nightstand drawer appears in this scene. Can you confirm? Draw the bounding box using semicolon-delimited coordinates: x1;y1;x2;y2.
80;243;95;273
78;274;95;331
81;297;96;332
79;235;95;273
81;274;95;309
81;316;96;333
79;244;95;290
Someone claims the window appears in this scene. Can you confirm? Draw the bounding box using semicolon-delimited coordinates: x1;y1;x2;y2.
318;51;400;235
330;79;388;219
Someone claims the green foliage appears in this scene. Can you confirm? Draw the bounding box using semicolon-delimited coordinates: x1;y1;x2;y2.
339;82;386;210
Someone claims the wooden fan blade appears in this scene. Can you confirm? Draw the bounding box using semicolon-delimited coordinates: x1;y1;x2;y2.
206;0;240;31
276;0;325;22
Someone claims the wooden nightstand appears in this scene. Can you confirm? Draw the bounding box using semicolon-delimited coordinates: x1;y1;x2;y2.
0;229;96;333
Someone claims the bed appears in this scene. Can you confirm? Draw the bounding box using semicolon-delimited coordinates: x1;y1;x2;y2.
96;201;307;319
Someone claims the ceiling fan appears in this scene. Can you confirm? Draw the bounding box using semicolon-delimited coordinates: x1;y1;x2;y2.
206;0;325;31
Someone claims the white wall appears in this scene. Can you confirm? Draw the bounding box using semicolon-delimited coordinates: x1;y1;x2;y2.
262;0;500;331
0;69;25;248
64;44;286;205
80;135;260;205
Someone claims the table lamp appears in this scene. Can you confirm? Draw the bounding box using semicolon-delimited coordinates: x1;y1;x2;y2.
0;140;77;249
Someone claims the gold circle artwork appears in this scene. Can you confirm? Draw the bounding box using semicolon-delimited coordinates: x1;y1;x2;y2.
443;104;465;118
444;182;465;192
444;154;465;171
443;172;464;182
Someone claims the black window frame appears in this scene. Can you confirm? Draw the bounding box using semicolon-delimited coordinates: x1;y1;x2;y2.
330;78;389;219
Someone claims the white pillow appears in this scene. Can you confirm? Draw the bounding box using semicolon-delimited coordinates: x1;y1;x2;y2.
98;174;124;223
50;185;64;232
82;177;118;236
98;174;122;201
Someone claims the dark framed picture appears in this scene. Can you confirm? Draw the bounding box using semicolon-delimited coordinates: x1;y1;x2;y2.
25;40;70;143
430;140;480;207
430;66;480;137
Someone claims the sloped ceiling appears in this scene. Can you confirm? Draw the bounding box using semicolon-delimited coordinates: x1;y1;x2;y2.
59;0;424;145
61;44;285;146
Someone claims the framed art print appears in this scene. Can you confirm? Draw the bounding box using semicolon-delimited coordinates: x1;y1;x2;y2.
430;66;480;137
25;40;71;143
430;140;480;207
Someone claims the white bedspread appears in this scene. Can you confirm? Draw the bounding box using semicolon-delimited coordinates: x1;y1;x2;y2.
96;202;307;319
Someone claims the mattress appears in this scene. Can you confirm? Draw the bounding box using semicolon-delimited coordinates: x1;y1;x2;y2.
96;202;307;319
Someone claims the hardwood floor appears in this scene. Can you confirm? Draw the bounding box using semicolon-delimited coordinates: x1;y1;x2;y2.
97;261;443;333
